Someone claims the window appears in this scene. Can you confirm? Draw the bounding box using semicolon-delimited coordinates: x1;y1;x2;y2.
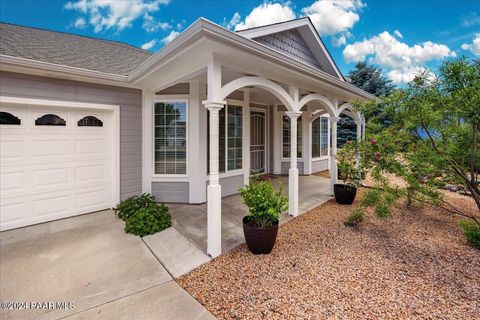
0;112;21;125
282;115;302;158
35;114;66;126
154;101;187;175
207;104;243;173
312;116;329;158
78;116;103;127
227;105;242;171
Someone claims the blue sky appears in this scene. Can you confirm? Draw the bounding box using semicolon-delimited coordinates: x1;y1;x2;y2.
1;0;479;83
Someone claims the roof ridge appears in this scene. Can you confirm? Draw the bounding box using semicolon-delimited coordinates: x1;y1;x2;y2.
235;17;310;33
0;21;151;55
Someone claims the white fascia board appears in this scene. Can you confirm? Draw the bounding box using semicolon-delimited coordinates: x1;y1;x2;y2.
0;55;129;83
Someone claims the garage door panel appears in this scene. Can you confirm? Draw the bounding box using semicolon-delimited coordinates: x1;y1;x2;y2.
0;200;28;225
0;139;26;163
75;164;107;183
32;193;71;218
32;167;71;189
1;169;26;191
31;139;70;159
76;188;109;211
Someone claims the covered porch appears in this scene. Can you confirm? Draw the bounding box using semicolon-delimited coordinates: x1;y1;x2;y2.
169;174;331;253
134;19;371;257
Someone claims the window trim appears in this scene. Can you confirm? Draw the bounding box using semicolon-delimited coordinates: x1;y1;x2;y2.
280;113;303;161
311;114;330;161
152;98;189;178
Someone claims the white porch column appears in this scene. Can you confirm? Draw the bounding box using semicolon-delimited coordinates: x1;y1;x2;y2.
302;108;312;175
355;119;362;169
243;89;251;185
286;111;301;217
329;116;340;195
362;117;366;140
204;101;225;258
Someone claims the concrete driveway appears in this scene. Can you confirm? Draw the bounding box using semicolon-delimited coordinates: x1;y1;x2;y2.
0;210;214;320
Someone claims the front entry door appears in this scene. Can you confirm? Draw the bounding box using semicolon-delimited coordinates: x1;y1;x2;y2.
250;110;266;174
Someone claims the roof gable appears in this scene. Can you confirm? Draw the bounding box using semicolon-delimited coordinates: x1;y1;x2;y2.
237;18;344;81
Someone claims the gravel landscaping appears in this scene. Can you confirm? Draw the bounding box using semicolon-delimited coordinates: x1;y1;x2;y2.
177;190;480;319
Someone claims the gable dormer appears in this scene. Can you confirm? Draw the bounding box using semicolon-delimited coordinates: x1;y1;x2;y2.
237;18;344;81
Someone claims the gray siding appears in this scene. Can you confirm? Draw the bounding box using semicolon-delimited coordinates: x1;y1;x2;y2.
312;159;329;173
152;181;189;203
281;161;304;175
220;174;244;197
0;71;142;201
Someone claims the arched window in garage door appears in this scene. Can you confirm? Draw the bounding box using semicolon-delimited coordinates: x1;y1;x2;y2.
0;111;21;125
35;114;66;126
77;116;103;127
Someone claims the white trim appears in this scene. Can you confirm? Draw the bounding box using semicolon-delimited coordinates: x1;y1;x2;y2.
0;95;120;207
150;98;189;178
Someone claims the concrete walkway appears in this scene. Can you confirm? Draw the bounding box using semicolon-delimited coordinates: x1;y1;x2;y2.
0;211;215;320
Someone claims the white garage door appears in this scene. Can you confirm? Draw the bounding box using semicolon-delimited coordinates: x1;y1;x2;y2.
0;104;114;231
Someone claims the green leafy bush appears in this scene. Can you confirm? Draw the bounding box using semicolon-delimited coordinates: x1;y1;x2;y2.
240;180;288;228
336;142;363;189
459;220;480;249
124;204;171;237
344;210;364;227
114;193;155;221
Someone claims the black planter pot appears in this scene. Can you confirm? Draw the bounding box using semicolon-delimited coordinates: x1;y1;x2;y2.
242;216;279;254
334;184;357;205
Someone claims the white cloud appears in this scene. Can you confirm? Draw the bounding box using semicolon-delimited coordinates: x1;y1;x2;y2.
331;34;347;47
233;2;296;31
302;0;365;35
461;33;480;56
343;31;456;83
142;13;170;32
394;29;403;38
73;17;87;29
387;66;434;84
224;12;241;29
461;12;480;27
141;39;157;50
161;30;179;44
64;0;170;33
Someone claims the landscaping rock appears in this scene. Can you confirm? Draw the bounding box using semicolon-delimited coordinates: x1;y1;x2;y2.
178;190;480;320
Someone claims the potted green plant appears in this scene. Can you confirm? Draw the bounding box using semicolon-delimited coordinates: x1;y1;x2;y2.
335;142;362;205
239;179;288;254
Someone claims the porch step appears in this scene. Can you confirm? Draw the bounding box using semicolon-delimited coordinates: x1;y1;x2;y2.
143;227;211;278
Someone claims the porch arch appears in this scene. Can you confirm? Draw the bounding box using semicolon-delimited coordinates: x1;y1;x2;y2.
297;93;335;117
337;103;361;121
220;76;295;111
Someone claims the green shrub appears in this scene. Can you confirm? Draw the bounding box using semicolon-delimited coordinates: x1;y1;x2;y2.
344;210;364;227
240;180;288;228
114;193;156;221
459;220;480;249
125;204;171;237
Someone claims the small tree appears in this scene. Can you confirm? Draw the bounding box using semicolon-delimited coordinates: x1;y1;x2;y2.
339;62;395;147
349;58;480;247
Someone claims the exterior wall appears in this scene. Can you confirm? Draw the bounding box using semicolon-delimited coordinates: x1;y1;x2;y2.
220;175;244;197
311;159;329;173
152;181;189;203
281;161;304;175
0;71;142;201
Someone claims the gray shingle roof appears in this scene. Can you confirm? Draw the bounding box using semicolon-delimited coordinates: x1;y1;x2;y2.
0;23;152;75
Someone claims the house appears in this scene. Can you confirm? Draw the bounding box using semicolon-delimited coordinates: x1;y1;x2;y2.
0;18;372;257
